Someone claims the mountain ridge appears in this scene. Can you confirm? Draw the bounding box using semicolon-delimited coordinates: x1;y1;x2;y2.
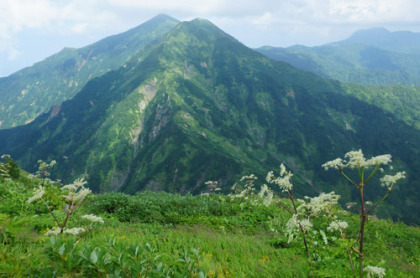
256;28;420;86
345;27;420;54
0;19;419;224
0;14;179;129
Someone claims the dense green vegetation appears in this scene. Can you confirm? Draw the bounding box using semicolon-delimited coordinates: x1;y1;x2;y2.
341;84;420;130
0;19;419;224
0;14;179;129
1;163;419;277
257;28;420;86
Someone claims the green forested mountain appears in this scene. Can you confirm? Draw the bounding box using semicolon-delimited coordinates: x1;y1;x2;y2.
257;28;420;86
0;14;179;129
340;84;420;130
0;19;419;224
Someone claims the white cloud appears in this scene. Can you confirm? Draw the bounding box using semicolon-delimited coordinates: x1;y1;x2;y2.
1;0;420;76
0;0;56;60
0;0;118;63
327;0;414;23
0;0;58;31
71;22;89;34
1;0;419;44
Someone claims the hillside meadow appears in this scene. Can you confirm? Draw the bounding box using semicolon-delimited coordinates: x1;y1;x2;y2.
0;159;419;277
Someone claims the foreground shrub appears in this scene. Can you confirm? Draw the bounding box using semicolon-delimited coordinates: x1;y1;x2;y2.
86;191;277;231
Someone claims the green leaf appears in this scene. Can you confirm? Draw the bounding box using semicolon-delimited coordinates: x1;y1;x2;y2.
58;244;65;256
90;250;98;264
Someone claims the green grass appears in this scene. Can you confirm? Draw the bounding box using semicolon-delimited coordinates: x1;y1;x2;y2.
1;173;419;277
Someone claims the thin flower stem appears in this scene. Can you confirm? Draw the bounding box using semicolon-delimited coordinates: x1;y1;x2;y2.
288;191;297;214
298;222;311;262
40;197;62;228
289;190;311;262
60;203;73;234
339;169;360;189
367;187;392;215
359;188;367;278
360;167;365;185
357;167;362;182
363;164;379;185
338;229;356;277
351;246;361;255
277;201;294;215
310;236;318;262
346;247;356;278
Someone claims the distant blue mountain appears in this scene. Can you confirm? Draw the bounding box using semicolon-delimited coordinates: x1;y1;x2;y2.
257;28;420;85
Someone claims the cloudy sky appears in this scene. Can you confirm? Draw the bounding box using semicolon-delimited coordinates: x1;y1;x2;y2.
1;0;419;77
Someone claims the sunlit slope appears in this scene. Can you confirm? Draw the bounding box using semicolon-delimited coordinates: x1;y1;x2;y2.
0;14;179;129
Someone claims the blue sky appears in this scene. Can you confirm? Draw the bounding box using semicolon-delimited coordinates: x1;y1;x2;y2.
1;0;420;77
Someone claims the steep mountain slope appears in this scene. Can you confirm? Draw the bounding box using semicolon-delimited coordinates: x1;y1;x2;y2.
0;14;179;129
257;28;420;86
339;84;420;130
0;19;419;224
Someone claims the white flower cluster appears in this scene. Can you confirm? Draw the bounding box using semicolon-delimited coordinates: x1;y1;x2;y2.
62;178;91;204
1;154;11;160
263;191;273;207
39;160;56;170
240;174;257;181
44;227;86;236
280;164;286;176
81;214;104;224
36;159;56;178
298;192;340;217
230;174;258;199
285;214;312;243
319;230;328;245
322;149;392;170
285;214;299;243
364;266;386;278
45;227;61;236
26;186;45;203
258;184;273;207
265;171;274;183
286;214;299;232
205;180;220;192
266;164;293;192
205;181;216;185
64;227;86;235
321;158;345;170
366;154;392;167
258;184;268;198
380;171;406;188
299;218;312;233
327;220;349;233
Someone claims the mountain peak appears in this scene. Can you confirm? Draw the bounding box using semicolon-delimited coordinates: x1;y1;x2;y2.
0;14;180;129
348;27;391;41
179;18;224;32
151;13;178;21
138;14;180;28
167;17;237;45
122;14;179;36
189;18;213;25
